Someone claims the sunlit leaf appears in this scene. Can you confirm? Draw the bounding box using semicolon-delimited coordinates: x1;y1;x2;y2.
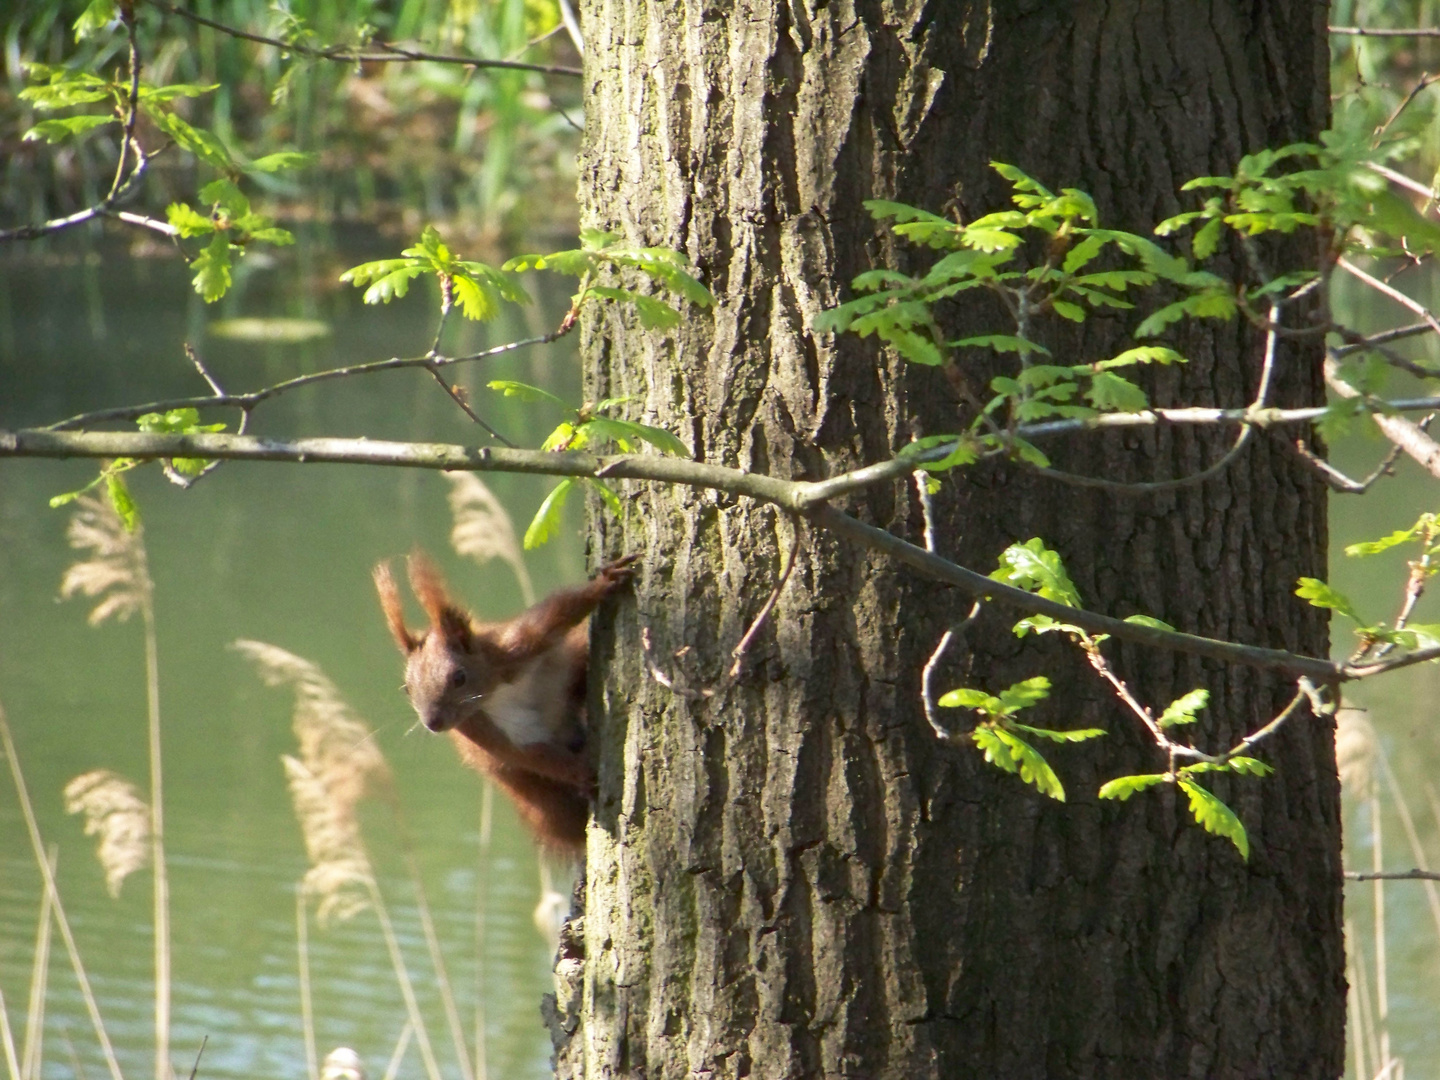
523;479;576;549
1295;577;1360;623
1158;688;1209;728
1178;778;1249;859
1098;773;1169;801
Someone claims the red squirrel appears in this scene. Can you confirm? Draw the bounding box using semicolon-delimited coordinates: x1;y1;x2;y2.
373;551;637;852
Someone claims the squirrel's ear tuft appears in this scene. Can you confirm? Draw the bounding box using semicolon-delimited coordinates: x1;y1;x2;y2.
373;561;419;652
407;549;474;651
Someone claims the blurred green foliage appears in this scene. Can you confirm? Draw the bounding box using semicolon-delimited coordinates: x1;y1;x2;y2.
1;0;581;247
1334;0;1440;175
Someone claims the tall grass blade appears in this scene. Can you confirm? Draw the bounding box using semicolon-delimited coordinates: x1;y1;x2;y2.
0;705;125;1080
1351;921;1383;1080
1346;919;1371;1080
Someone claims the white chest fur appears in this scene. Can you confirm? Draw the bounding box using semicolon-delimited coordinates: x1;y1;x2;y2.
481;646;573;747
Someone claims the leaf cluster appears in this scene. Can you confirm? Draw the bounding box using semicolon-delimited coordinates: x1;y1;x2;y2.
1157;134;1440;264
967;538;1267;857
504;228;714;329
341;226;529;321
1296;512;1440;652
481;383;690;549
50;409;225;529
938;676;1104;802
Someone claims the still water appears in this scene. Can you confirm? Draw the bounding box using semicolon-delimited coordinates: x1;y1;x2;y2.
2;232;1440;1080
0;229;587;1080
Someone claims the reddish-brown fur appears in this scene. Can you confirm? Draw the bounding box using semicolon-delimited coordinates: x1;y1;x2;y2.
374;552;636;852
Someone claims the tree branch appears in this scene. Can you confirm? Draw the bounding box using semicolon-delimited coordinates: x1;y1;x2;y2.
1331;26;1440;37
143;0;583;78
1345;869;1440;881
0;426;1350;680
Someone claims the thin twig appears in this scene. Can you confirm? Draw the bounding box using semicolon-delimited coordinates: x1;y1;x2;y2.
46;331;560;432
110;9;144;201
1376;74;1440;143
1330;320;1434;357
0;427;1351;680
1289;437;1404;493
423;363;515;447
185;1038;207;1080
1339;256;1440;338
556;0;584;56
729;516;802;678
145;0;583;77
0;149;159;243
1028;303;1281;495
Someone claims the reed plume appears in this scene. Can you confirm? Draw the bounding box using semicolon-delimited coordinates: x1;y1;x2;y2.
234;640;390;923
64;770;151;899
1336;707;1377;801
444;473;534;604
60;493;151;625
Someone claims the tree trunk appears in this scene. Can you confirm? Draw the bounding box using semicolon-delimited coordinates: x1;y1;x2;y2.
559;3;1342;1077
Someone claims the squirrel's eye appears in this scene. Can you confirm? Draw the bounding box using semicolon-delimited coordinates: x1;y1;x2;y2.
450;670;467;688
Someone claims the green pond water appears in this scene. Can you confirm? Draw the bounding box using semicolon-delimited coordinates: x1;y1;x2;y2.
0;233;1439;1079
0;229;587;1080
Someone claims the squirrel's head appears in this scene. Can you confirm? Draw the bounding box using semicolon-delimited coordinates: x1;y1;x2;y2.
373;553;505;733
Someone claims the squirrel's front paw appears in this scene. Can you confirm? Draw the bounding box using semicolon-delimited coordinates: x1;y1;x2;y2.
597;553;640;590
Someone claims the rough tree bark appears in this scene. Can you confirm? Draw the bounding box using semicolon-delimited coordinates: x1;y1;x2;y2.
556;3;1342;1077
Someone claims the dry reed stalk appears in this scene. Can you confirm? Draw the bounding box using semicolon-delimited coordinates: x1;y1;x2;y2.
0;706;124;1080
381;1021;414;1080
21;847;55;1080
1345;925;1367;1080
394;842;475;1080
1337;708;1377;802
61;494;170;1080
1351;924;1383;1080
1376;748;1440;943
1371;788;1393;1076
363;879;445;1080
0;985;21;1080
444;473;535;605
474;782;493;1080
64;771;150;898
296;893;318;1080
